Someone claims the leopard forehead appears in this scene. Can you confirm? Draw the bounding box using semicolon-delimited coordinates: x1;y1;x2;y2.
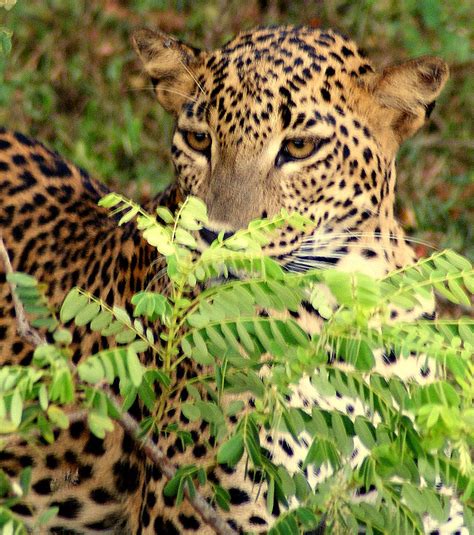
183;27;373;141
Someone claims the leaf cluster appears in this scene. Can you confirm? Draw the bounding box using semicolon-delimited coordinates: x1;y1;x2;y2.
1;195;473;534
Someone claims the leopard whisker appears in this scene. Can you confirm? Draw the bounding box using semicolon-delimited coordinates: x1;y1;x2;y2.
283;258;342;272
300;232;435;249
154;87;200;103
176;55;206;96
297;242;401;255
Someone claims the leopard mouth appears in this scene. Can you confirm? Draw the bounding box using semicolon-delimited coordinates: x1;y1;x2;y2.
280;252;341;272
198;227;234;245
198;226;340;276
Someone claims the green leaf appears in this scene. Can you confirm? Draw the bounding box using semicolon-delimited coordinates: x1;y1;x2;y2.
99;352;116;384
445;250;472;271
335;337;375;371
220;323;242;354
118;206;139;225
463;273;474;294
186;385;201;401
99;192;122;208
53;328;72;345
191;331;213;364
196;401;224;425
130;340;149;353
74;302;100;326
205;325;227;351
47;406;69;429
37;506;59;526
6;272;37;287
241;415;261;466
225;400;244;417
39;384;49;411
112;305;131;325
78;358;104;384
19;466;32;495
184;196;208;222
310;375;336;398
402;483;426;514
37;413;54;443
175;227;197;248
217;434;244;466
60;289;88;323
422;489;446;522
10;388;22;427
90;311;113;331
163;473;181;497
266;476;275;514
179;212;202;231
447;278;471;306
310;408;329;438
88;411;114;439
331;412;351;456
0;418;18;433
181;403;200;422
1;522;13;535
293;472;310;501
156;206;174;223
214;485;230;511
295;507;319;529
277;466;296;497
283;408;305;440
115;329;137;344
108;348;127;380
0;27;12;55
354;417;376;449
126;347;143;387
143;226;174;255
101;321;125;336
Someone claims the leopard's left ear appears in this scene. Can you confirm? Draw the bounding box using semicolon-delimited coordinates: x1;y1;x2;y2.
365;56;449;142
133;28;202;115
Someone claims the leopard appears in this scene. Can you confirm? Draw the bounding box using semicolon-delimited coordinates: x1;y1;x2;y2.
0;24;467;535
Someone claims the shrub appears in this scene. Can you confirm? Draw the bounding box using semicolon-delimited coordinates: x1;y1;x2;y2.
1;195;473;534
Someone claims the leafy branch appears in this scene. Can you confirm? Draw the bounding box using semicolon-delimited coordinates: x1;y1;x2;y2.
0;235;236;535
1;194;473;534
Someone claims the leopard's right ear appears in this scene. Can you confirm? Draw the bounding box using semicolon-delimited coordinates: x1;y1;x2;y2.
132;29;202;115
363;56;449;144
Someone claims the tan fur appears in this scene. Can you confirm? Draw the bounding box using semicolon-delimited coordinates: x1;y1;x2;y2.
363;56;449;149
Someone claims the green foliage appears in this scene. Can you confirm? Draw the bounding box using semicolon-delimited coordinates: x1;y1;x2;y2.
0;0;16;56
1;195;473;533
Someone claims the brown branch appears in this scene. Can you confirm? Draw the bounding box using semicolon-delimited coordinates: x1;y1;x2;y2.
109;395;236;535
0;236;46;347
0;235;236;535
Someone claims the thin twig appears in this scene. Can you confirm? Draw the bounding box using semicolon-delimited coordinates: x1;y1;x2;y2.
0;236;45;347
109;395;236;535
0;235;236;535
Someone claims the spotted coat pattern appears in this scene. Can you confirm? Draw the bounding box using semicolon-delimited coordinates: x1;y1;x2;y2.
0;25;466;534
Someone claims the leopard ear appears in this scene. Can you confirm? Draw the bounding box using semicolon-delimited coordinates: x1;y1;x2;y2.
132;28;202;115
367;56;449;142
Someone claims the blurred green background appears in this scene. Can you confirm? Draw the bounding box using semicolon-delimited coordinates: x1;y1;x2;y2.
0;0;472;261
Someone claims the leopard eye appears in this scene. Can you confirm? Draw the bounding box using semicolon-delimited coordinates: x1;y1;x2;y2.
183;131;211;153
283;138;316;159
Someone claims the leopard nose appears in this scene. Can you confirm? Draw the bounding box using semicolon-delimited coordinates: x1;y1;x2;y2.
199;228;234;245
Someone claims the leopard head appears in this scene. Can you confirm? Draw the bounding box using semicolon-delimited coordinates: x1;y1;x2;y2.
133;25;448;276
